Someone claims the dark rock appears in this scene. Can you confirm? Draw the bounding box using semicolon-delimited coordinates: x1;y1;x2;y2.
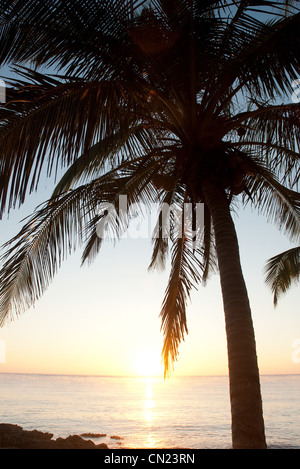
54;435;98;449
80;432;107;438
0;423;108;449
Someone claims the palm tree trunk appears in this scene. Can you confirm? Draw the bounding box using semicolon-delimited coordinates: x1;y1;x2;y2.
202;178;267;449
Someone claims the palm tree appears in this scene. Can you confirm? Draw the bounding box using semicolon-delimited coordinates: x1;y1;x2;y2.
265;246;300;306
0;0;299;449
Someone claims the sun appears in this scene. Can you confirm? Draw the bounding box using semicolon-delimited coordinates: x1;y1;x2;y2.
133;347;163;377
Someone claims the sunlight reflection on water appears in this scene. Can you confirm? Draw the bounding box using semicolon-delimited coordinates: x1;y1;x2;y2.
142;378;157;446
0;374;299;449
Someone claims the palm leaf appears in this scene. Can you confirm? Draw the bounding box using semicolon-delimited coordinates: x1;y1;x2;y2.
0;66;153;216
265;246;300;305
0;185;94;325
243;164;300;242
0;151;161;324
52;122;158;196
0;1;145;73
229;102;300;188
81;154;164;265
159;189;205;377
205;8;300;116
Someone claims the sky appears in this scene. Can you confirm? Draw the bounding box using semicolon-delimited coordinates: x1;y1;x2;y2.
0;176;299;378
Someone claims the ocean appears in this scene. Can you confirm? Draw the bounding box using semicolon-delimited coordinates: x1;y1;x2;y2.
0;373;299;449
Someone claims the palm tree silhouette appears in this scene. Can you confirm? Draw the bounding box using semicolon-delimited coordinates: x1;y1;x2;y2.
0;0;299;449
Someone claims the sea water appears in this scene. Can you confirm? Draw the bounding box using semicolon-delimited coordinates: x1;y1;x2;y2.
0;373;299;449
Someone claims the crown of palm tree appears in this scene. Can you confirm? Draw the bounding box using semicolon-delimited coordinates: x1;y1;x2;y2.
0;0;299;378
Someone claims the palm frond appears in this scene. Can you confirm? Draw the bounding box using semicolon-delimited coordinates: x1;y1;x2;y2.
205;9;300;115
231;102;300;152
52;122;158;196
243;163;300;242
0;1;144;74
229;102;300;187
231;140;300;189
148;191;172;272
0;67;152;216
81;153;167;265
265;246;300;305
0;150;161;323
0;184;94;325
159;190;205;377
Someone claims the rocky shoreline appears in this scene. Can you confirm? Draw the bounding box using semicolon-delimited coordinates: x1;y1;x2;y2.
0;423;109;449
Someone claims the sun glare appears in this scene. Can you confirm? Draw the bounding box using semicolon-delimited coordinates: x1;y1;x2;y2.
133;347;162;377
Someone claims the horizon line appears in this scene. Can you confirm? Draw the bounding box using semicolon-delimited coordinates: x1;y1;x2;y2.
0;371;299;379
